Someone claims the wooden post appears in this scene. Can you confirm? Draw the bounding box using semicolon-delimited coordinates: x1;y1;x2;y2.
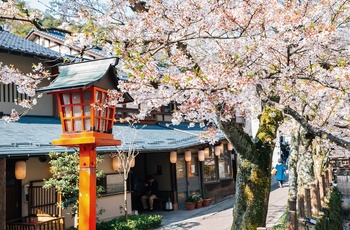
297;194;306;230
318;175;325;206
328;166;333;182
316;182;321;210
305;188;312;218
0;158;5;230
311;184;320;215
324;169;330;193
79;144;97;230
289;199;296;211
297;194;305;218
287;211;297;230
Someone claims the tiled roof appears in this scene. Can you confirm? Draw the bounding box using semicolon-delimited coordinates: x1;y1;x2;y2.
26;29;107;58
0;28;62;60
0;116;224;157
38;58;118;93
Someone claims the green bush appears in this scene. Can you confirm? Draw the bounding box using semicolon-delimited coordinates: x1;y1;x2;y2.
315;186;343;230
270;212;287;230
96;214;163;230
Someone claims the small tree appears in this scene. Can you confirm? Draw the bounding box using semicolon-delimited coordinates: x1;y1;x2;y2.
110;122;143;220
43;151;105;218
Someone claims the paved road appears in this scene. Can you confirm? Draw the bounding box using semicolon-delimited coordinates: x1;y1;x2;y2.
155;196;233;230
154;174;289;230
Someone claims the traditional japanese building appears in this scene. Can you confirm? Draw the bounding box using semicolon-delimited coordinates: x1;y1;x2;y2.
1;29;237;229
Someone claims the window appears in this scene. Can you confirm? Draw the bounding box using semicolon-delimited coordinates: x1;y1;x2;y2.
218;149;231;179
97;173;126;195
188;157;199;177
0;83;29;103
162;102;177;114
203;150;217;182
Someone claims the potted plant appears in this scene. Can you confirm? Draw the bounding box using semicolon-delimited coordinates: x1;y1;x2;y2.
185;196;196;210
202;190;212;207
192;192;203;208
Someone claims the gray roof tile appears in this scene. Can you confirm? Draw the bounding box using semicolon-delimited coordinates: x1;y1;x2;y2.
26;29;107;57
0;116;223;157
0;29;62;59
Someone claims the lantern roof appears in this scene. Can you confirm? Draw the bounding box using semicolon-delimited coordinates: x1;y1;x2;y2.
38;57;120;93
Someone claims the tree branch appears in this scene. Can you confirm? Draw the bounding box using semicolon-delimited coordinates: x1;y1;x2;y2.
0;16;72;35
266;100;350;151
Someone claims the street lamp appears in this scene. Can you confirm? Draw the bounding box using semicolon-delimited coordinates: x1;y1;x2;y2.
38;58;131;230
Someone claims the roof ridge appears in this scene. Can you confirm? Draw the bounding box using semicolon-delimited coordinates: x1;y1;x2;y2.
157;122;199;137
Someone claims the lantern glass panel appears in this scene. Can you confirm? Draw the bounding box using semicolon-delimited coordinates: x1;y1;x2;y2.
74;119;82;132
84;118;91;131
95;90;101;103
64;107;71;118
82;90;91;102
101;91;106;104
101;120;106;132
65;120;72;132
101;109;106;132
84;105;91;116
95;112;100;131
73;105;81;117
62;93;70;105
72;92;80;104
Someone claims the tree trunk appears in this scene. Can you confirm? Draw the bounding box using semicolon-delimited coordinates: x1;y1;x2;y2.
233;154;272;229
217;106;283;230
297;129;314;188
124;178;128;220
288;131;298;201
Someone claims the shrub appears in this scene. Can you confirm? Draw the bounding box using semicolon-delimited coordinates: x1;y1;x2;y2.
96;214;163;230
315;186;343;230
186;191;202;203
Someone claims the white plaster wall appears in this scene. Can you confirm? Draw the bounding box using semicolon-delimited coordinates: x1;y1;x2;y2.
19;155;131;228
63;193;132;228
20;157;52;217
0;54;54;116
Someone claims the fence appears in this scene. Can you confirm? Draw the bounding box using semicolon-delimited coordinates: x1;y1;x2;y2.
6;215;65;230
286;167;333;230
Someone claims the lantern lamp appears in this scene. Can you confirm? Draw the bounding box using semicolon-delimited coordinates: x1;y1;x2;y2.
130;157;135;168
37;58;133;230
198;150;205;161
170;151;177;163
204;147;210;158
112;157;121;171
220;143;224;153
37;58;132;147
228;142;233;151
15;161;26;180
185;150;192;162
214;145;221;156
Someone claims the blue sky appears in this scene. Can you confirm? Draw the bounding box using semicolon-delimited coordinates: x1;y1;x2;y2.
25;0;48;12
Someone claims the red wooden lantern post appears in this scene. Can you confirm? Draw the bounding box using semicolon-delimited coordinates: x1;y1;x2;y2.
38;58;130;230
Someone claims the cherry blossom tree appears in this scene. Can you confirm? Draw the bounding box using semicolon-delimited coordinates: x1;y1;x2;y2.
1;0;350;229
